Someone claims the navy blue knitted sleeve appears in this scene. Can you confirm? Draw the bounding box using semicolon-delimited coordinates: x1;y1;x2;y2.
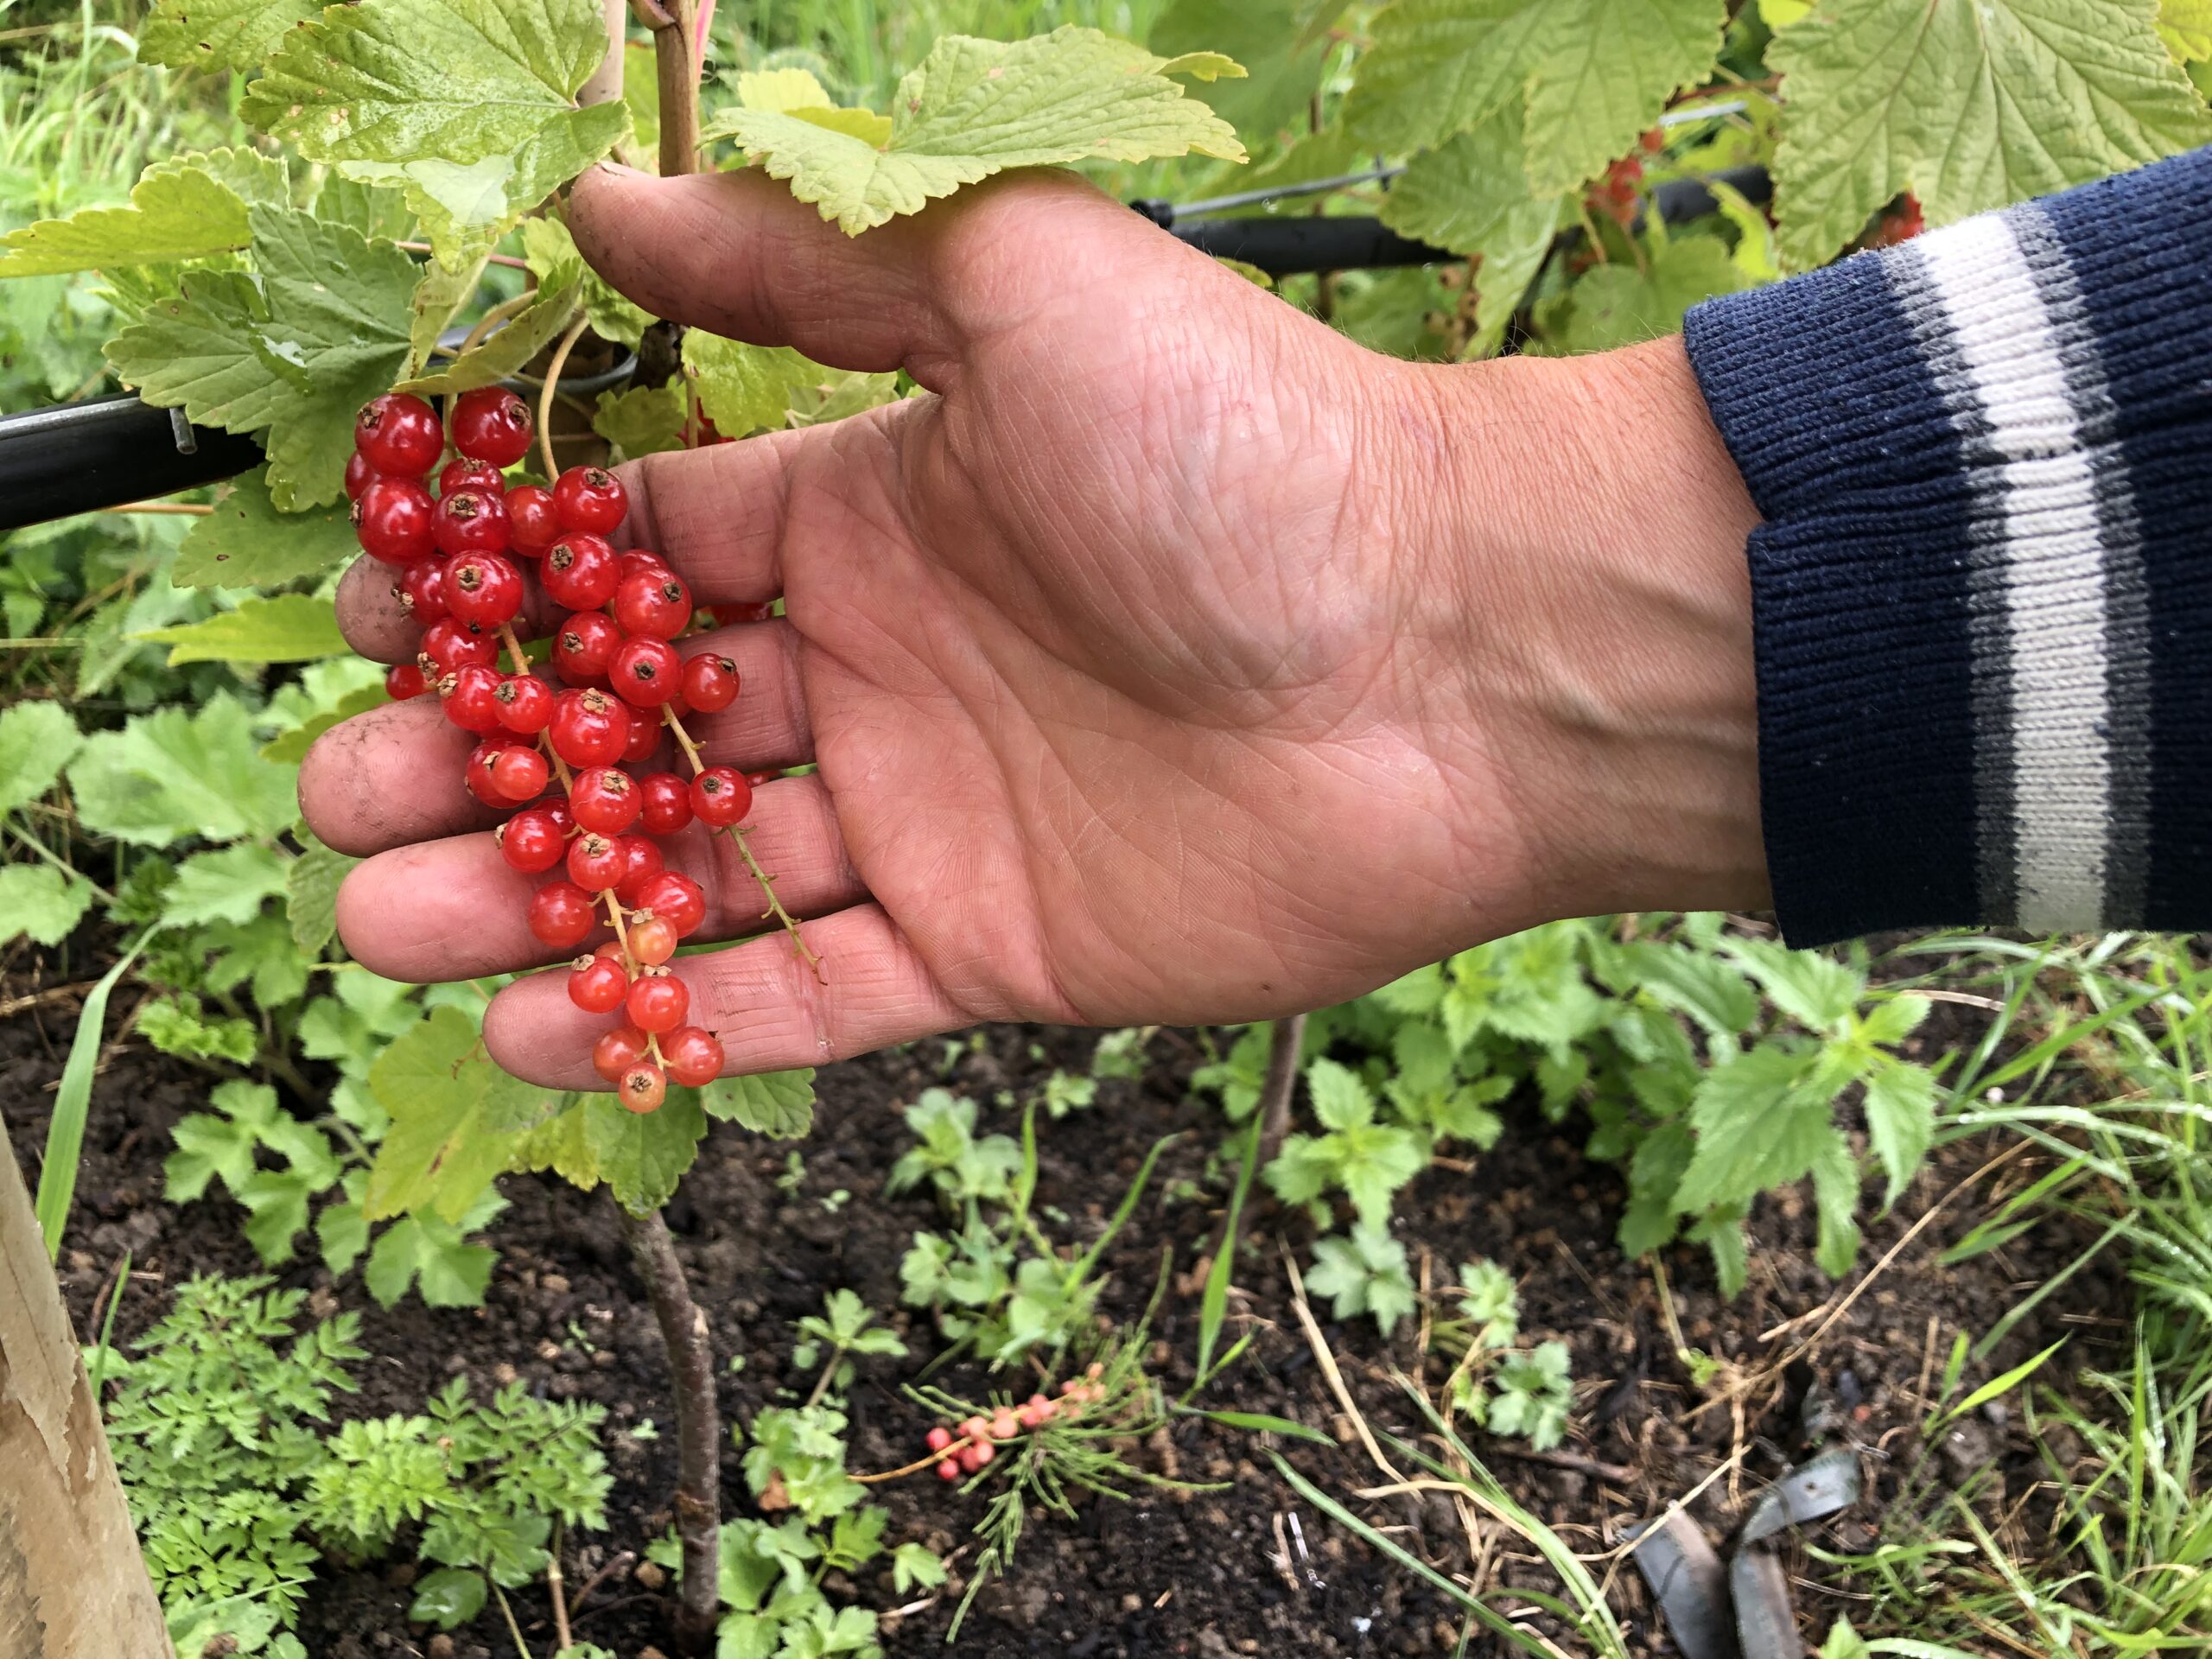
1681;149;2212;945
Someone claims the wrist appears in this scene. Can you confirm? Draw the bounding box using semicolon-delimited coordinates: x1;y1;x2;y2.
1385;336;1770;932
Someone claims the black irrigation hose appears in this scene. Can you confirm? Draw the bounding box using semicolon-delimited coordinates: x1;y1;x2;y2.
0;166;1773;531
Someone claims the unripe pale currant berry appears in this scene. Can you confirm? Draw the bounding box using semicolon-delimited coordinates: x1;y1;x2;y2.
354;478;435;564
438;455;505;498
498;806;566;874
567;831;627;891
451;386;536;467
618;1062;667;1114
568;954;629;1014
344;451;378;501
385;662;426;700
433;486;512;559
959;1441;994;1472
609;635;682;706
541;534;620;611
628;914;677;966
690;766;752;827
552;611;622;683
626;971;688;1033
991;1408;1020;1440
443;664;505;734
638;772;692;836
680;653;740;713
612;836;664;909
663;1027;723;1087
635;871;705;938
553;465;627;534
421;618;496;674
506;485;561;556
487;745;547;804
399;556;449;624
937;1459;961;1482
355;392;443;476
549;688;631;768
613;571;692;639
446;551;524;627
569;766;641;836
493;674;554;735
593;1024;649;1084
529;880;596;950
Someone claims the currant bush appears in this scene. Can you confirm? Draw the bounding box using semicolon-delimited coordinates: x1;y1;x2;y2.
347;393;758;1111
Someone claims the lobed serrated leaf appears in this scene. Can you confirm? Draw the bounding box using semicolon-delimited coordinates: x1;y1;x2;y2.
137;594;349;665
704;27;1246;236
0;864;95;947
366;1007;549;1223
584;1092;707;1213
701;1070;817;1139
0;700;80;817
69;694;298;846
683;331;829;436
140;0;323;75
162;842;291;927
288;829;359;957
173;467;361;589
0;167;252;276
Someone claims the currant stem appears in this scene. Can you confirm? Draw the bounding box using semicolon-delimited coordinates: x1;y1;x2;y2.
602;889;637;976
537;313;592;482
660;705;823;978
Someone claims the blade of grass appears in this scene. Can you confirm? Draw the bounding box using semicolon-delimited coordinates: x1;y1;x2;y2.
35;928;154;1260
1193;1116;1260;1388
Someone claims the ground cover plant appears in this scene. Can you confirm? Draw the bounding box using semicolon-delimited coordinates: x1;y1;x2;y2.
3;0;2211;1655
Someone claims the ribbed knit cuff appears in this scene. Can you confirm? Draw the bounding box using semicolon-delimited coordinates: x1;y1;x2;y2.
1683;147;2212;944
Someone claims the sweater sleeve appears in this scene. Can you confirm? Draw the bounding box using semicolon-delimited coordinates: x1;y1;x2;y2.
1681;149;2212;946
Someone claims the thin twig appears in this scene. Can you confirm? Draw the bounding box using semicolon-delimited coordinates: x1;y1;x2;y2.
99;501;211;516
547;1522;574;1652
1256;1014;1307;1166
537;314;592;482
566;1549;634;1620
398;240;531;270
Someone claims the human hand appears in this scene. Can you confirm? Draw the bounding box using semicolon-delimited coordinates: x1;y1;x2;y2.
299;162;1768;1087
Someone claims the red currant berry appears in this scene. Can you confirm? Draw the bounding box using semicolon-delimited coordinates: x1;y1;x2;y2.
548;687;632;768
385;662;426;700
628;913;677;966
618;1062;667;1114
925;1425;954;1454
745;769;780;789
636;871;705;938
591;1025;648;1083
612;570;692;639
465;739;518;805
395;556;448;626
552;611;622;683
638;772;693;836
618;549;671;582
679;652;740;713
354;392;444;477
690;767;753;827
344;451;378;501
662;1025;722;1086
553;465;627;534
446;550;524;626
438;455;505;498
353;477;436;564
612;835;664;909
433;486;512;559
506;485;561;556
451;386;536;467
568;953;630;1014
542;798;575;838
498;806;566;874
960;1442;994;1472
421;617;497;674
609;636;682;706
530;880;597;950
620;711;662;765
540;534;619;611
710;601;776;626
443;663;505;734
488;745;548;804
493;674;554;735
626;972;689;1033
566;831;628;891
569;766;641;836
936;1459;960;1482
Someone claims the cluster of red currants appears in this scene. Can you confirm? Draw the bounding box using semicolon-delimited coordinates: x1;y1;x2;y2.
350;385;766;1113
920;1366;1106;1481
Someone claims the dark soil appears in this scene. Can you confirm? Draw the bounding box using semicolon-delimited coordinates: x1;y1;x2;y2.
1;943;2130;1659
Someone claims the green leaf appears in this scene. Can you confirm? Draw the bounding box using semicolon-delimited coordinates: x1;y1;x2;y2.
0;864;95;947
162;842;291;927
1346;0;1726;194
1863;1061;1937;1207
2164;0;2212;59
397;281;581;394
1305;1224;1416;1336
104;204;419;508
701;1070;817;1139
1306;1056;1372;1131
137;594;349;665
0;701;80;817
69;694;300;845
1672;1041;1834;1215
522;216;652;349
1816;1618;1871;1659
366;1007;550;1223
584;1091;707;1213
506;1098;601;1191
703;27;1246;236
141;0;324;75
288;830;359;957
1150;0;1342;143
365;1212;500;1307
243;0;625;267
138;994;258;1064
172;467;363;589
1534;230;1749;354
1770;0;2212;269
1724;938;1866;1031
0;166;252;276
682;332;826;437
1808;1133;1863;1279
891;1541;948;1593
410;1566;488;1631
320;1196;371;1274
261;683;389;766
592;382;689;460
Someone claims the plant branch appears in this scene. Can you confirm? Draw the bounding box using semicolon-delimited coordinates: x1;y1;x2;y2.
613;1200;721;1652
634;0;702;179
1255;1014;1307;1167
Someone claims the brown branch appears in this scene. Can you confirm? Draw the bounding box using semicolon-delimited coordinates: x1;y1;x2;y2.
634;0;702;179
1255;1014;1307;1167
613;1201;721;1652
